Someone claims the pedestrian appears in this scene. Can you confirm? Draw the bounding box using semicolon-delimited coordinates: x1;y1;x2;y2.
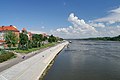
22;56;25;59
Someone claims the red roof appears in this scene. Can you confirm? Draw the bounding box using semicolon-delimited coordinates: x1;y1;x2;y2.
42;33;47;36
22;28;26;31
0;40;5;43
0;25;19;32
28;32;32;36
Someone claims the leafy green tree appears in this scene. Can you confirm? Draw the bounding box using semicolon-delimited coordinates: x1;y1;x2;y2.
48;35;57;43
43;36;47;41
19;33;28;50
32;34;40;48
59;38;63;41
38;34;44;46
39;34;43;41
28;40;32;49
48;37;52;43
4;31;18;48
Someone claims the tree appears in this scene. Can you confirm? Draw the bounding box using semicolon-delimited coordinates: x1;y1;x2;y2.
43;36;47;41
4;31;18;48
59;38;63;41
32;34;40;48
39;34;43;41
19;33;28;50
38;34;44;46
28;40;32;49
48;35;57;43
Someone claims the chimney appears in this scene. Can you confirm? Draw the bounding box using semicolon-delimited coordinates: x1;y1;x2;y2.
10;25;13;27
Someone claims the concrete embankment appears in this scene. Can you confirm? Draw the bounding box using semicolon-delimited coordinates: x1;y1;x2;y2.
0;41;69;80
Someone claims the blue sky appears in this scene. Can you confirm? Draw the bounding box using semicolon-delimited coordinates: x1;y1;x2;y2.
0;0;120;38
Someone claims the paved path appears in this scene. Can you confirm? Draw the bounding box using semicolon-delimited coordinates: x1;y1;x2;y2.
0;41;68;80
0;46;51;72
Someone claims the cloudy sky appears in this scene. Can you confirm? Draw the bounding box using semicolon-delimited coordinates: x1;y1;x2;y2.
0;0;120;39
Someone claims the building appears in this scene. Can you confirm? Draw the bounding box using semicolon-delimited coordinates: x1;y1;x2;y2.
0;40;5;49
22;28;32;40
42;33;49;38
0;25;19;48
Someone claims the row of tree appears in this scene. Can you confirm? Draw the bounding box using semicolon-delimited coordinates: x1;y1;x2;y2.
81;35;120;41
4;31;63;50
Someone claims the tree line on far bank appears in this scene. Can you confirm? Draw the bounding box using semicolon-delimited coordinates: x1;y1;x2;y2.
81;35;120;41
4;31;63;50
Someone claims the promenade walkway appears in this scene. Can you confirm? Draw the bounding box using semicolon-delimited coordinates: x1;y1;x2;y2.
0;41;69;80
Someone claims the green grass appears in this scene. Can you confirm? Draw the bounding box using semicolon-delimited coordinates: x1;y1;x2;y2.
15;42;57;54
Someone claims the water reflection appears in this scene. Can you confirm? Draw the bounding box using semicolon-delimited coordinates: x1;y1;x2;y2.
44;40;120;80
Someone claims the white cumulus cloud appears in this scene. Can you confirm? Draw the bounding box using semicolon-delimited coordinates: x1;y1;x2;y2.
52;13;98;38
90;22;105;28
94;7;120;24
52;8;120;39
28;30;46;34
68;13;97;32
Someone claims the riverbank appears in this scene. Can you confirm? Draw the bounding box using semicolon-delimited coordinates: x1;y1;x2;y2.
0;41;69;80
0;42;57;72
39;59;55;80
39;48;63;80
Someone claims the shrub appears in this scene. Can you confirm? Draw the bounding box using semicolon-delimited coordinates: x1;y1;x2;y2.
0;52;15;63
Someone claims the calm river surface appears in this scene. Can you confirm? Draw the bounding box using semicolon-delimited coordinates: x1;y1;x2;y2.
44;40;120;80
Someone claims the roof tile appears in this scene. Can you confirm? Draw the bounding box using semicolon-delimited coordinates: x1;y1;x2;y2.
0;25;19;32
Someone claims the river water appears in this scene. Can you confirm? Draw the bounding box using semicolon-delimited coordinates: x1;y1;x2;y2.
44;40;120;80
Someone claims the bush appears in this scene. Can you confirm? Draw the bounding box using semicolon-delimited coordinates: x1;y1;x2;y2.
0;52;15;63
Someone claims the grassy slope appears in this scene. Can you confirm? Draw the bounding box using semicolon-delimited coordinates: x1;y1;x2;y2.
15;42;57;54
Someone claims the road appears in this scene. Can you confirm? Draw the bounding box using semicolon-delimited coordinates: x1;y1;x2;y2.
0;41;68;80
0;47;51;72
